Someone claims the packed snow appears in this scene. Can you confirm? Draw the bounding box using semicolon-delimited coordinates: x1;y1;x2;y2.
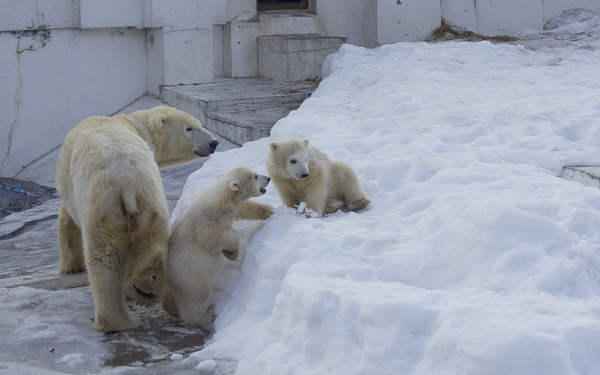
1;9;600;375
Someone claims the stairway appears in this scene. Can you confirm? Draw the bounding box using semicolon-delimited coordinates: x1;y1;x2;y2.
258;34;346;82
163;14;345;145
162;78;319;145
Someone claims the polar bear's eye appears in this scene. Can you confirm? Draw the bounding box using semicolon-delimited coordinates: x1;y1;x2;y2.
290;159;296;164
185;126;193;132
254;175;258;180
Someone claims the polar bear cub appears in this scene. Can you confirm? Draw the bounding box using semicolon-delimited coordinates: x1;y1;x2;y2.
56;105;218;332
162;167;273;325
267;136;371;217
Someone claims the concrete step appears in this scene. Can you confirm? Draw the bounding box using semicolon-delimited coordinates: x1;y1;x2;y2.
162;78;319;145
258;13;321;36
562;166;600;188
258;35;347;82
207;101;304;145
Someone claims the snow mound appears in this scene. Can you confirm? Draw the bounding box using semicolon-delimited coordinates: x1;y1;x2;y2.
171;15;600;375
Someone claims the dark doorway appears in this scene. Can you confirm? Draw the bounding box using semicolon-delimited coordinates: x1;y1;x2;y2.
257;0;309;11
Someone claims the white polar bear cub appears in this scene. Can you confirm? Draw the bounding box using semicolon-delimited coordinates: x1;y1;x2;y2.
56;105;218;333
266;136;371;217
162;167;273;325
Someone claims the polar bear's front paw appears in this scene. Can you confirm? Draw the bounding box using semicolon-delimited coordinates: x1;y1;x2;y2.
325;199;346;215
58;264;86;274
347;196;371;212
92;311;143;333
199;310;214;325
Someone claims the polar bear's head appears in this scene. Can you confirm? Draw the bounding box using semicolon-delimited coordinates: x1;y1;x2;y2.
226;166;271;200
140;106;219;168
268;137;310;180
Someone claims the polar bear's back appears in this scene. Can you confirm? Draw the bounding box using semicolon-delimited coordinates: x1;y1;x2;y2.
57;115;166;228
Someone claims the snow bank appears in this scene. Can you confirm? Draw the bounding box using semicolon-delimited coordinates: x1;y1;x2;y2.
173;12;600;375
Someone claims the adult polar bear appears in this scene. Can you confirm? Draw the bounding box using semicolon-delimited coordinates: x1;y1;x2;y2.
56;105;218;332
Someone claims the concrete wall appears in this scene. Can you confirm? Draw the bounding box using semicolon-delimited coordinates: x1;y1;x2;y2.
377;0;441;44
0;28;147;177
318;0;378;48
441;0;600;36
0;0;222;177
0;0;79;30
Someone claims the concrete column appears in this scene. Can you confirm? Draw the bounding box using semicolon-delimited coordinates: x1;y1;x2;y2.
225;20;260;78
441;0;476;32
475;0;543;36
163;28;214;86
376;0;441;44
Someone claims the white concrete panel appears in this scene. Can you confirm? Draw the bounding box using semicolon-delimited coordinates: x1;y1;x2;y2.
259;14;321;35
163;29;213;85
258;35;346;82
213;24;225;79
79;0;144;29
0;0;77;31
542;0;600;26
476;0;543;35
227;20;260;78
0;33;18;169
318;0;376;48
441;0;477;32
148;0;225;30
147;28;165;96
362;0;379;48
377;0;441;43
0;28;147;177
226;0;255;22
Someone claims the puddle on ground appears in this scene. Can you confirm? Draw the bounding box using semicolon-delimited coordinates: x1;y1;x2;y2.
102;301;213;367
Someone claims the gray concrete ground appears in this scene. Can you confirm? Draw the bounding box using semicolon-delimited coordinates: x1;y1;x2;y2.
0;94;238;367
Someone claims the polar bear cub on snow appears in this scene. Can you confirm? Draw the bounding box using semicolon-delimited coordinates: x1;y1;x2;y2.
267;136;371;217
162;167;273;325
56;105;219;332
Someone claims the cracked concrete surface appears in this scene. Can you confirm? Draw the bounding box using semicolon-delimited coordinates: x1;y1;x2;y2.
2;29;53;170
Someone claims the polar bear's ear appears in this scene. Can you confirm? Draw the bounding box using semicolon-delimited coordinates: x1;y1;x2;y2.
153;114;167;133
303;139;309;147
269;142;278;152
229;180;241;192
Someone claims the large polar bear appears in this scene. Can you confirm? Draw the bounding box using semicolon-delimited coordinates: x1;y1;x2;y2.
162;167;273;325
266;136;371;217
56;105;218;332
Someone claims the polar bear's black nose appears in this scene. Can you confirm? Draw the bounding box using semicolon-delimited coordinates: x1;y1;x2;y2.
301;173;309;179
209;140;219;150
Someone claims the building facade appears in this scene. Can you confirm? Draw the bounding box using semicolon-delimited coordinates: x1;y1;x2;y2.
1;0;599;176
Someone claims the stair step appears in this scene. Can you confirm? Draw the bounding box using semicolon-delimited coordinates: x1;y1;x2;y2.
162;78;318;144
207;101;304;145
258;35;346;82
259;13;321;35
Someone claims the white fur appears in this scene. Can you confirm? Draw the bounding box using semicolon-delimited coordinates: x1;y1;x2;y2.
266;136;371;217
162;167;273;325
56;106;217;332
